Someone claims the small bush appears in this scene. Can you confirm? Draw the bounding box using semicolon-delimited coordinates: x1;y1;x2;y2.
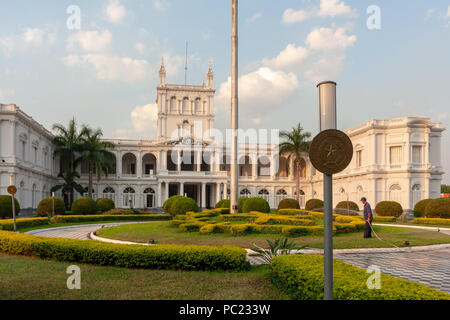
37;197;66;217
375;201;403;217
305;199;323;211
278;198;300;210
242;197;270;213
0;195;21;219
270;255;450;300
424;198;450;218
71;197;98;215
163;195;185;214
0;218;50;231
413;218;450;225
54;214;171;224
170;197;199;216
215;199;230;209
238;197;249;213
336;201;359;212
413;199;433;218
96;198;115;213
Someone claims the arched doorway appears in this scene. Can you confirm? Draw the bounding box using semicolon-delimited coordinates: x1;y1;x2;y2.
144;188;156;209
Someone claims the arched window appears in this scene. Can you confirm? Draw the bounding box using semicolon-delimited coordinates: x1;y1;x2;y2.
144;188;155;194
124;187;135;194
183;97;190;114
412;184;421;191
195;98;202;114
339;188;346;194
170;97;177;113
123;187;136;208
258;189;269;195
103;187;115;194
389;184;402;203
143;188;156;208
240;189;251;197
277;189;287;195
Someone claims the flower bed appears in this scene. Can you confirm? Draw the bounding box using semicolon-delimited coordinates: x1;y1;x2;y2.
413;218;450;226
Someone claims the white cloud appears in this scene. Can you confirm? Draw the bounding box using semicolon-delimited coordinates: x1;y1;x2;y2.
115;104;158;139
105;0;127;24
23;28;56;46
262;44;309;69
162;52;185;76
247;12;262;23
135;42;145;55
317;0;356;18
67;30;113;52
153;0;169;12
63;54;153;82
447;6;450;17
282;8;313;24
426;8;436;19
0;89;15;99
216;67;299;116
0;37;14;56
306;27;356;51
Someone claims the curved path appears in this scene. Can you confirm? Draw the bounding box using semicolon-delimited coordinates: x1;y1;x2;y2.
25;222;450;294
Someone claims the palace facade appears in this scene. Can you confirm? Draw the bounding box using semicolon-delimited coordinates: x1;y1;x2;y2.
0;61;446;212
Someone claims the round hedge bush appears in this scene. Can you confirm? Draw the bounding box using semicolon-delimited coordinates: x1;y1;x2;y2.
278;198;300;210
305;199;324;211
424;198;450;219
336;201;360;212
96;198;115;213
413;199;434;218
238;197;249;213
215;199;230;209
170;197;199;216
375;201;403;217
71;197;97;215
242;197;270;213
0;195;21;219
37;197;65;217
163;195;184;214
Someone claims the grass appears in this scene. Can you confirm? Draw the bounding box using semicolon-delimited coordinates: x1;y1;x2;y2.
96;221;450;249
17;221;144;233
0;253;289;300
374;221;450;229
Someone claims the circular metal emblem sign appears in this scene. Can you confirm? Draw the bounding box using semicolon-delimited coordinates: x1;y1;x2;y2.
7;185;17;195
309;129;353;175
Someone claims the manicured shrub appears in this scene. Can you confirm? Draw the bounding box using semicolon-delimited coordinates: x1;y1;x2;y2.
336;201;360;214
54;214;171;224
375;201;403;217
278;198;300;210
424;198;450;219
215;199;230;209
96;198;115;213
277;209;310;216
270;255;450;300
413;218;450;225
163;195;184;214
0;195;20;219
71;197;97;215
0;218;50;231
305;199;323;211
170;197;199;216
242;197;270;213
0;231;250;272
103;208;142;215
372;216;397;223
36;197;65;217
413;199;434;218
238;197;249;213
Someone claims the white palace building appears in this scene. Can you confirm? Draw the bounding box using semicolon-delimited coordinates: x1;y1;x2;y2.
0;61;446;213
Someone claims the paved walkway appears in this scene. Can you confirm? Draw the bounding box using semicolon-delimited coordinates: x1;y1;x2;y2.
26;222;450;294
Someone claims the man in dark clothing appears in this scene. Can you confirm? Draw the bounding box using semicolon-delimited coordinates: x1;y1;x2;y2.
361;197;373;238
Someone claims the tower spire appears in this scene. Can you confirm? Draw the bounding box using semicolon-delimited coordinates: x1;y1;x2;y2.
207;59;214;89
159;56;166;86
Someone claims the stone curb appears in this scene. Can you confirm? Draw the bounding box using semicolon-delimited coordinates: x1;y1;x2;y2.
89;232;153;245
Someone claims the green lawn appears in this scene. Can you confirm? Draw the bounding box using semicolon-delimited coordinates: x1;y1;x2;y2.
96;221;450;249
0;253;288;300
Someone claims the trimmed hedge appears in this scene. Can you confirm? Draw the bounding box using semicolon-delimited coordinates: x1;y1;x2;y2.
414;199;433;218
0;195;21;219
278;198;300;210
336;201;360;213
163;195;184;214
375;201;403;217
242;197;270;213
238;197;248;213
71;197;97;215
413;218;450;225
215;199;230;209
270;254;450;300
0;230;250;271
305;199;323;211
424;198;450;219
37;197;66;217
53;214;171;224
373;216;397;223
171;197;199;216
277;209;310;216
0;218;50;231
96;198;115;213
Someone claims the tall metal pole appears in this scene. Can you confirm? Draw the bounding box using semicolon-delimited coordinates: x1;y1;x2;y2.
230;0;239;213
317;81;337;300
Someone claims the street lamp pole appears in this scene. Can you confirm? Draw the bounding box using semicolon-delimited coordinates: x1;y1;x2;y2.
230;0;239;213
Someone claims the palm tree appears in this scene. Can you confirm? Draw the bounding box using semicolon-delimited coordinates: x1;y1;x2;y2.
50;171;85;210
279;124;312;203
80;126;115;198
52;118;85;208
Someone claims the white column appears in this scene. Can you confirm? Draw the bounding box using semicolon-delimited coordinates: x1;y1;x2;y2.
215;151;221;172
201;183;206;208
180;182;184;196
137;152;142;178
210;151;215;173
10;120;16;159
157;182;162;207
270;155;277;180
197;150;202;172
117;152;122;177
252;154;258;180
177;150;181;172
164;182;169;201
216;183;221;202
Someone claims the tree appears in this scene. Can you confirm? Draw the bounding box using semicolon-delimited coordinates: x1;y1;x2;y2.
52;118;85;208
279;124;312;202
80;126;115;198
441;185;450;194
50;171;85;210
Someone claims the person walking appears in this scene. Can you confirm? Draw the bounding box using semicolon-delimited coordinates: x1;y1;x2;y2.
361;197;373;238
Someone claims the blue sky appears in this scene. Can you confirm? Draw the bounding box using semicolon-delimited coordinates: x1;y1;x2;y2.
0;0;449;182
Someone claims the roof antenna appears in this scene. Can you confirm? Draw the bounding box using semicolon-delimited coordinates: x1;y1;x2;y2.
184;41;188;86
